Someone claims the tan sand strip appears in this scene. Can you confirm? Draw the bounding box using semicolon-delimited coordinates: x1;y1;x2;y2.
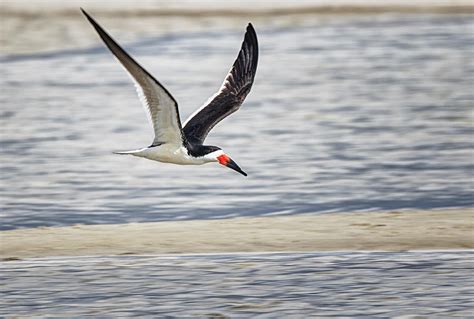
1;209;473;259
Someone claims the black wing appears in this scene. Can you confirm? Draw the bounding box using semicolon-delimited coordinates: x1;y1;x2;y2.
81;8;185;146
183;23;259;144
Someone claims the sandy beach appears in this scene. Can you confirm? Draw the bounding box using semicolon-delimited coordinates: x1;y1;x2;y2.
1;209;472;259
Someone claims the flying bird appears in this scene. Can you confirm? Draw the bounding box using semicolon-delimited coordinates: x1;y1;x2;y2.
81;9;258;176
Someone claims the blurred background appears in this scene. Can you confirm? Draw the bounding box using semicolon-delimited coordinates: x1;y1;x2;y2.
1;0;473;229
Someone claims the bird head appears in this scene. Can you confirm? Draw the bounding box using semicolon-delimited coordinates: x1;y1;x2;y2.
199;147;247;176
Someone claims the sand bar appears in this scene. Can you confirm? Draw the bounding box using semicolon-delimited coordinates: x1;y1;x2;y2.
2;1;472;55
2;0;473;15
1;209;472;259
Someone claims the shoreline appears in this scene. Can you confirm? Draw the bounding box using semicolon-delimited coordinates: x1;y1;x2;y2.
2;4;472;56
1;209;472;259
2;0;473;15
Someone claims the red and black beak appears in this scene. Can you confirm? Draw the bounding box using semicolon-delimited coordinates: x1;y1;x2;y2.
217;154;247;176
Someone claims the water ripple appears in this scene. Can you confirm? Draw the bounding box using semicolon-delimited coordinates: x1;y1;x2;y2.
1;251;472;317
1;14;473;229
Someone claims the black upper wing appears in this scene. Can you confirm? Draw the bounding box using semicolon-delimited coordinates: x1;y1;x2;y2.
183;24;259;144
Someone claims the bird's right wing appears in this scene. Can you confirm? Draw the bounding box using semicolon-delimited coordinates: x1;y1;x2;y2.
183;23;259;144
81;9;185;146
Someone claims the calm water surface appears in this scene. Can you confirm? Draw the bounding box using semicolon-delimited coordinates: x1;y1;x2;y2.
1;14;473;229
1;251;473;317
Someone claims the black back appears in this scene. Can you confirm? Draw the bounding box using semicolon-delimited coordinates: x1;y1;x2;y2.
185;143;221;158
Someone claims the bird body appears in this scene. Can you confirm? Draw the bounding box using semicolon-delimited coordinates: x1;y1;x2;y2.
81;9;258;176
114;145;223;165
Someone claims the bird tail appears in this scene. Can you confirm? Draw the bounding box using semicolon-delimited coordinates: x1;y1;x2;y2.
113;150;141;155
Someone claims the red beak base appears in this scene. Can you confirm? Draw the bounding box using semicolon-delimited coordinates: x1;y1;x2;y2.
217;154;247;176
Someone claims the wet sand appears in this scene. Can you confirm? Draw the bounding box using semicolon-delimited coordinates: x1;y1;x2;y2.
1;209;472;259
2;0;473;15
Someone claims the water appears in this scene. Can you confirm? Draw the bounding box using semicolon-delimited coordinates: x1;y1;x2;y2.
1;14;473;229
1;10;473;317
1;251;473;317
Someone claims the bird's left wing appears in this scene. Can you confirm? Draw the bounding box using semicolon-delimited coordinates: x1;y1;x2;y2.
81;9;185;146
183;23;258;145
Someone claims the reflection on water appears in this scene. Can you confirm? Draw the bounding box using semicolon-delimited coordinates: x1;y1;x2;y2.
1;14;473;229
2;251;473;317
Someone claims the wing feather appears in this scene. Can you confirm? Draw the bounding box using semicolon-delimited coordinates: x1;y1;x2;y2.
81;9;184;146
183;24;259;144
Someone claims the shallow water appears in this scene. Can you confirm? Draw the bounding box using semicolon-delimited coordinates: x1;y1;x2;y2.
1;14;473;229
1;251;473;317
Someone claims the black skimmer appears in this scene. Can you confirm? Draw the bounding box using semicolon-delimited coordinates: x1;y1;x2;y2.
81;9;258;176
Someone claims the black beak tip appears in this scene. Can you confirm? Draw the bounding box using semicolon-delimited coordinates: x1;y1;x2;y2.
224;158;248;177
232;166;247;177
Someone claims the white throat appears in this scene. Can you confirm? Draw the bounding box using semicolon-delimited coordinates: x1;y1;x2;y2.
203;149;225;162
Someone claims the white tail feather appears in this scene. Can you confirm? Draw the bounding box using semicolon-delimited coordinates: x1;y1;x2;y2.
113;150;141;155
